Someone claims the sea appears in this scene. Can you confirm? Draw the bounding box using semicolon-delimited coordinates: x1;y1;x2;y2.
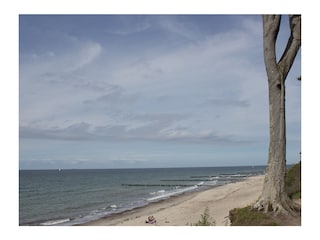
19;166;266;226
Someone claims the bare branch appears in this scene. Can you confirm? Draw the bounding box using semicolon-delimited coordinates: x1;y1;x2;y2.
262;15;282;82
278;15;301;80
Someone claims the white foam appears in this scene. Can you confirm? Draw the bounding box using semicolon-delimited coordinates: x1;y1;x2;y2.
40;218;70;226
147;185;198;202
210;176;219;180
149;189;166;196
197;181;204;186
205;180;218;186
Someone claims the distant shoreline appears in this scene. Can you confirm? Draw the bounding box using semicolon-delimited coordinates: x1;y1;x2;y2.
19;165;269;171
80;175;265;226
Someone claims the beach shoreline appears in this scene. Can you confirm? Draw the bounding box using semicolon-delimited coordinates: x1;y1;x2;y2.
80;175;265;226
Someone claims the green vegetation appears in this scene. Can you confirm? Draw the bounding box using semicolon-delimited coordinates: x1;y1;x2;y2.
229;206;279;226
285;161;301;199
189;207;216;226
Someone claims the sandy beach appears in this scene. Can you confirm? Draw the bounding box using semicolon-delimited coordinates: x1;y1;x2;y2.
81;175;264;226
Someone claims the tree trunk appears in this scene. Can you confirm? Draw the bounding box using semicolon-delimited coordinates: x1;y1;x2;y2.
254;15;301;215
255;69;291;214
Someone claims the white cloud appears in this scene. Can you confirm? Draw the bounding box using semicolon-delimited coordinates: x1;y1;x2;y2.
20;17;267;144
21;40;102;79
19;16;300;168
64;42;102;72
99;19;270;142
109;22;260;94
20;39;104;125
157;16;200;41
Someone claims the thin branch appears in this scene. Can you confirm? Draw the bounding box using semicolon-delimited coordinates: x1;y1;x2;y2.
278;15;301;80
262;15;282;82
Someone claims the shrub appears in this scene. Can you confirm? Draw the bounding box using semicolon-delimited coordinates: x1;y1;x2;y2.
190;207;216;226
229;206;278;226
285;161;301;198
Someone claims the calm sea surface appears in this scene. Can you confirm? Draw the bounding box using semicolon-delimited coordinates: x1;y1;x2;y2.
19;166;266;226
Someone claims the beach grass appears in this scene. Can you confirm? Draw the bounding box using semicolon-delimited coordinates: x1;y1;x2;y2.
188;207;216;226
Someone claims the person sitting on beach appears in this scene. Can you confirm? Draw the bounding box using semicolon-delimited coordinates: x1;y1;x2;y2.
145;215;156;224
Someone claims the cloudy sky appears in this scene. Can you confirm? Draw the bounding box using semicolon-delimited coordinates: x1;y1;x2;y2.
19;15;301;169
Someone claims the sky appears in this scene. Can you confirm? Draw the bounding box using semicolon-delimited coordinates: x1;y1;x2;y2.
19;15;301;169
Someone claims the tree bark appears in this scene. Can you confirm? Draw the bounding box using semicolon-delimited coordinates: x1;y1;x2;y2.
254;15;301;215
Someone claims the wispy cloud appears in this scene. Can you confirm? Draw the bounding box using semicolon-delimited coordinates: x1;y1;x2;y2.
65;42;102;72
205;98;250;108
103;15;152;36
19;15;300;168
82;86;139;106
20;15;266;143
20;118;248;145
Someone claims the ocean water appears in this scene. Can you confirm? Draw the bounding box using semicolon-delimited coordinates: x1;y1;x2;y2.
19;166;265;226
